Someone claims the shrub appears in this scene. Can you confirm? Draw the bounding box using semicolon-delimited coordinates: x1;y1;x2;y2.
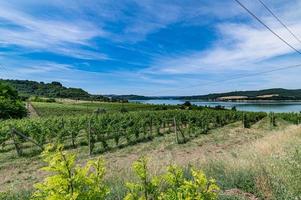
160;165;220;200
120;107;129;113
0;83;27;119
124;157;161;200
30;96;56;103
124;157;220;200
31;144;109;200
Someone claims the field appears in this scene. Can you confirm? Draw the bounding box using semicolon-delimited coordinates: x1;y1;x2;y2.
0;101;300;199
30;101;177;117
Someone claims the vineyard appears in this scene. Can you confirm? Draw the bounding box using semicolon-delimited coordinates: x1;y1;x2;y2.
275;112;301;124
0;109;266;157
31;101;178;117
1;104;301;200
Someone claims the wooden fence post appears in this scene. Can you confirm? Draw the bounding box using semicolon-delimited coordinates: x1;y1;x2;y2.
143;124;147;136
10;128;23;157
59;118;65;143
71;130;76;149
11;127;44;156
174;117;179;144
177;125;186;143
88;119;93;156
149;118;153;139
188;122;191;137
13;128;44;150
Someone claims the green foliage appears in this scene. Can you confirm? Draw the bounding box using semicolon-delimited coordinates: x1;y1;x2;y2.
31;102;177;117
242;112;265;129
160;165;220;200
125;157;220;200
0;109;266;156
179;101;192;110
0;82;27;119
275;112;301;125
181;88;301;101
120;107;129;113
0;82;19;99
32;144;109;200
0;79;111;101
0;79;92;99
204;161;260;196
269;112;277;127
242;114;250;129
0;191;31;200
30;96;56;103
124;157;160;200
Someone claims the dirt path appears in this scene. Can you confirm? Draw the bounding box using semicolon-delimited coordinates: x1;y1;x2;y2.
26;102;39;118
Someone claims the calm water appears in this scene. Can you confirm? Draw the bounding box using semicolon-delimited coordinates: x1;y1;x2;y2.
131;99;301;113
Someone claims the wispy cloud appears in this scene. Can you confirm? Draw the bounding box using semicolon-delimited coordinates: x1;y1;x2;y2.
0;1;108;60
146;1;301;75
16;63;72;74
1;0;301;95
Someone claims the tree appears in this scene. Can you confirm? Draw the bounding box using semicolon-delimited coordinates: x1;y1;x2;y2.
51;81;63;87
183;101;192;107
0;83;27;119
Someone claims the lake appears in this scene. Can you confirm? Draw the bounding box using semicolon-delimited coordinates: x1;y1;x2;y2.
131;99;301;113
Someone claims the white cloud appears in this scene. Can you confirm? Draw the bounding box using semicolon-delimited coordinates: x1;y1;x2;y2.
1;0;301;95
147;1;301;75
16;63;72;74
0;1;108;60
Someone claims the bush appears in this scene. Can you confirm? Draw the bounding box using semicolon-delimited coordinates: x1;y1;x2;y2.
120;107;128;113
0;83;27;119
160;165;220;200
31;144;109;200
124;157;220;200
124;157;161;200
30;96;56;103
32;149;220;200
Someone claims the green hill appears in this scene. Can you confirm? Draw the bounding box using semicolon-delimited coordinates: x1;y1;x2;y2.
0;79;108;101
180;88;301;101
109;88;301;101
104;94;154;100
3;79;301;102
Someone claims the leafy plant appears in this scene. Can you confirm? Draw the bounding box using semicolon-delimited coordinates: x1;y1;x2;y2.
125;157;220;200
32;144;109;200
269;112;277;127
0;109;266;156
160;165;220;200
0;83;27;119
124;157;161;200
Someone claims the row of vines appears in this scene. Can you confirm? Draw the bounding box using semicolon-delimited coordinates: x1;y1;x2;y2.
0;109;266;156
275;112;301;124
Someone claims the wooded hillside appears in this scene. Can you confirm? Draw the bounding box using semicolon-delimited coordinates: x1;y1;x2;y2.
0;79;109;101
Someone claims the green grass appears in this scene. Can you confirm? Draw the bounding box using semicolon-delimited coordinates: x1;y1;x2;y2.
0;191;31;200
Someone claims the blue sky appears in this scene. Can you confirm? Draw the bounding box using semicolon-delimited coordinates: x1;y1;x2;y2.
1;0;301;96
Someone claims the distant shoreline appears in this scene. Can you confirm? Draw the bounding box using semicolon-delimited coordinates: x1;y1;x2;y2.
132;98;301;103
188;99;301;103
